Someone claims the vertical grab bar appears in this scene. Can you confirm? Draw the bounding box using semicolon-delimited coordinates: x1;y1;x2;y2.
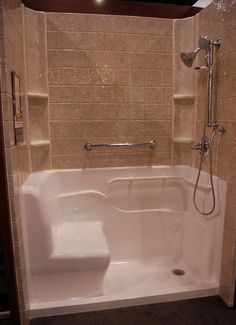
207;39;221;127
207;43;214;127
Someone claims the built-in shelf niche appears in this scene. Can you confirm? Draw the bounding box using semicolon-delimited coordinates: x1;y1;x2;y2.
174;94;195;101
30;140;50;147
173;97;195;141
30;141;51;171
173;137;194;144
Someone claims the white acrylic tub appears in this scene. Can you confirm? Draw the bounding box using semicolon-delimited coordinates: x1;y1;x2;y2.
19;165;226;318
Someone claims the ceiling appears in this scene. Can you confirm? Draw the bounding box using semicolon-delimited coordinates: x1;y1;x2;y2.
120;0;214;7
22;0;203;18
121;0;197;5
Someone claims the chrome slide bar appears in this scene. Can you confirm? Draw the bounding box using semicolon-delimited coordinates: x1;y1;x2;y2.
84;139;157;151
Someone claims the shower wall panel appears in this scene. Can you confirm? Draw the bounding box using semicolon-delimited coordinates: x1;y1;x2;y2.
0;1;31;323
46;14;173;168
194;0;236;306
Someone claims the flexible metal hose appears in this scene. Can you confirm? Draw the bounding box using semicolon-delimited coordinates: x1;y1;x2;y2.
193;129;220;215
193;143;215;215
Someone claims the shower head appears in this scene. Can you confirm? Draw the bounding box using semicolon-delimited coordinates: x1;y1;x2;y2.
180;50;199;68
180;36;211;68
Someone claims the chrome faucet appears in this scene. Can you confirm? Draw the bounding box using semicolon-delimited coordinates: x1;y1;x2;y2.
192;124;225;156
192;137;210;155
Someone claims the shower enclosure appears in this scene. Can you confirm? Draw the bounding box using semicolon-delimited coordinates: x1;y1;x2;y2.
16;1;234;319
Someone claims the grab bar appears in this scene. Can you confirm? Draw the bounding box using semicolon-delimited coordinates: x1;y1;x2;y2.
84;139;157;151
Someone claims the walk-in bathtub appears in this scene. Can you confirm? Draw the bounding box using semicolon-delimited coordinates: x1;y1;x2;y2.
19;165;226;317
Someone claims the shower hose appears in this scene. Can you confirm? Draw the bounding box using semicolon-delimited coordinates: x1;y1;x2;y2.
193;129;219;216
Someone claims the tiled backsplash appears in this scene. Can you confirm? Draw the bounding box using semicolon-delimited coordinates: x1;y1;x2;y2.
46;13;173;168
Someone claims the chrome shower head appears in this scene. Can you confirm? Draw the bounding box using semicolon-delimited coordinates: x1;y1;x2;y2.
180;50;199;68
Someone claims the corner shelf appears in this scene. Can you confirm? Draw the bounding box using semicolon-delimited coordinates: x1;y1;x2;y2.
30;140;50;147
173;137;194;144
27;92;48;102
174;94;195;101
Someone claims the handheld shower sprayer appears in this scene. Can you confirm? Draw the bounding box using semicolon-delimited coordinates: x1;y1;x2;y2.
180;35;221;128
180;35;224;216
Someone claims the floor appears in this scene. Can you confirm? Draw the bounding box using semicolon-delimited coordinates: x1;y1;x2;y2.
30;296;236;325
31;255;215;305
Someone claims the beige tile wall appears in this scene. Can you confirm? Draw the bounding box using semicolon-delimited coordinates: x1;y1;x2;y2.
46;13;173;168
194;0;236;306
0;0;30;323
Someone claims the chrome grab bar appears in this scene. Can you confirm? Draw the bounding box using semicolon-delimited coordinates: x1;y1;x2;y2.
84;139;157;151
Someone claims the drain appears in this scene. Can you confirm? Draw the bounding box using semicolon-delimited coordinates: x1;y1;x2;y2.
172;269;185;276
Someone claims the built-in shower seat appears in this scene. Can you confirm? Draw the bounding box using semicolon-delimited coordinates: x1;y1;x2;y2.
44;221;111;297
50;221;110;270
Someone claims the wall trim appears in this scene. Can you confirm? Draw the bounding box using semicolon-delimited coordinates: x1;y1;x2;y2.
0;83;21;323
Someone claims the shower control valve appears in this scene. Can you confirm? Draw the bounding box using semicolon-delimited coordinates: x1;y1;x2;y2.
192;137;210;155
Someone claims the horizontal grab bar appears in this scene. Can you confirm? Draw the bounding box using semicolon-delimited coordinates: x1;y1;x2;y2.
84;139;157;151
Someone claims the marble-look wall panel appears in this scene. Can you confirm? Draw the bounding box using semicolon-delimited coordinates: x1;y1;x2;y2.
0;0;30;323
46;13;173;168
194;0;236;306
